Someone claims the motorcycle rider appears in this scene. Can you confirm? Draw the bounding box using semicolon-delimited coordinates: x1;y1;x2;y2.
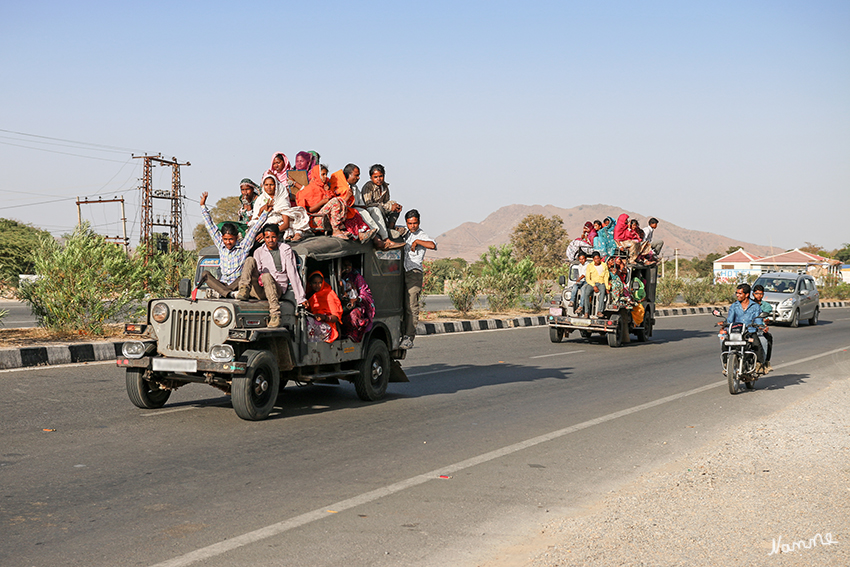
752;284;774;373
723;283;767;374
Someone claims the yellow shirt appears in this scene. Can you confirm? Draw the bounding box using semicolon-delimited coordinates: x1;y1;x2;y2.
585;262;610;290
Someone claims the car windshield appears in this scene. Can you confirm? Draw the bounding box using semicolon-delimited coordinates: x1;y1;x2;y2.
754;277;795;294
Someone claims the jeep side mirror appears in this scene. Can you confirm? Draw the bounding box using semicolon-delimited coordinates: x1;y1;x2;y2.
178;278;192;298
558;275;566;286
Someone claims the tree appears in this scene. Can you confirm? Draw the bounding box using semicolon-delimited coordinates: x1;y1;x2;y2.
833;243;850;264
724;246;742;255
800;241;828;257
510;214;569;267
0;218;53;284
691;253;722;278
192;196;243;250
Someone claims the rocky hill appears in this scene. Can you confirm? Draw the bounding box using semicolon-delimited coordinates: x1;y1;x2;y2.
431;204;778;262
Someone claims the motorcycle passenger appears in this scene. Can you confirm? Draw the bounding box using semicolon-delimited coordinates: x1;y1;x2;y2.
724;283;767;374
752;284;774;373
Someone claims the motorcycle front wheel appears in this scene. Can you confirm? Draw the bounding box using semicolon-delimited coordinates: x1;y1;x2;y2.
727;352;741;395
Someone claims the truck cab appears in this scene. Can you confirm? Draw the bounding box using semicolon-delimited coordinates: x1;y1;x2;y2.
118;237;409;420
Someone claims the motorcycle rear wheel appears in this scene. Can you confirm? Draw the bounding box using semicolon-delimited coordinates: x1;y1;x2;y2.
727;352;741;395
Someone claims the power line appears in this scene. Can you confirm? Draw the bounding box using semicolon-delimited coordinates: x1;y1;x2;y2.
0;128;145;153
0;140;132;163
0;133;132;155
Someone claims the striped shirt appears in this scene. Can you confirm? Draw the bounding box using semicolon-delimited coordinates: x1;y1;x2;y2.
202;205;267;284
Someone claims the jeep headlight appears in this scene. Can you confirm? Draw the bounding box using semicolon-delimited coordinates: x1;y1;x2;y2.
151;302;169;323
563;289;571;302
122;341;146;359
213;306;233;327
210;344;235;362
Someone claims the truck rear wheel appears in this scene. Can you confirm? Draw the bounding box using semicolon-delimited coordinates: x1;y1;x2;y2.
232;351;279;421
126;368;171;409
355;340;390;401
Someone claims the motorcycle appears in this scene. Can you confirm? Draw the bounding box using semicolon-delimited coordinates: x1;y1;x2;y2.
712;309;769;395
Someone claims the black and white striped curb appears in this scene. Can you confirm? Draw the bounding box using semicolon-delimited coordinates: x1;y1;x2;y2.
417;301;849;335
2;301;846;370
0;342;124;371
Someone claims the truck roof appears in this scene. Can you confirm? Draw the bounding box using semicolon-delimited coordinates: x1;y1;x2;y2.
198;235;376;262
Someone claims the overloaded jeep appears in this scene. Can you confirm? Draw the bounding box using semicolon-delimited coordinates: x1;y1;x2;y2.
547;258;657;347
117;237;409;420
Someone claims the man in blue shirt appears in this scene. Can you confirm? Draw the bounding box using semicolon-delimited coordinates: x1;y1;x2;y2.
725;283;766;373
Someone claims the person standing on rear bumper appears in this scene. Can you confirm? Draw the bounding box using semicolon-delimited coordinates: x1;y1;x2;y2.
397;209;436;349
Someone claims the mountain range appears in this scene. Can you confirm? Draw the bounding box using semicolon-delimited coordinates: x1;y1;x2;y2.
430;204;778;262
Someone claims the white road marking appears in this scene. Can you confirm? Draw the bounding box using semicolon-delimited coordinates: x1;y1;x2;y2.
144;344;850;567
141;402;230;416
0;360;113;374
529;350;585;359
406;366;471;377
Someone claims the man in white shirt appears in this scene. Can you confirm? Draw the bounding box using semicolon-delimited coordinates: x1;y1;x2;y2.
398;209;436;349
642;217;663;256
568;252;589;311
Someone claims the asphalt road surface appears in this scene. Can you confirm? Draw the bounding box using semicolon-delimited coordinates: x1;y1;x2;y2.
2;309;848;567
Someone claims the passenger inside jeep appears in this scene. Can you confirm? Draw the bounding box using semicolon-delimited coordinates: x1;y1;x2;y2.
306;271;343;343
338;257;375;342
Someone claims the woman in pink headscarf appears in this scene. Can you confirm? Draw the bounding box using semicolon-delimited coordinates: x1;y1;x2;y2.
264;152;292;203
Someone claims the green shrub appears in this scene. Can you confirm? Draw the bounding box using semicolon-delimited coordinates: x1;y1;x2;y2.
709;283;737;305
17;225;149;334
681;279;710;306
447;273;480;314
423;257;467;295
656;277;684;306
481;272;527;312
0;218;53;284
821;282;850;300
523;279;554;311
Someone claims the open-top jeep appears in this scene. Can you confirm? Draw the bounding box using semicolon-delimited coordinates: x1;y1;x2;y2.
118;237;409;420
547;258;657;347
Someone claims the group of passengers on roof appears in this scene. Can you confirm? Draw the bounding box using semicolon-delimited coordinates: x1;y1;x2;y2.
565;214;662;324
566;214;663;265
196;151;434;350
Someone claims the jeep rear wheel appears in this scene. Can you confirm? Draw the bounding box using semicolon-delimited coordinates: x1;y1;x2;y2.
232;351;279;421
549;327;564;343
126;368;171;409
355;340;390;401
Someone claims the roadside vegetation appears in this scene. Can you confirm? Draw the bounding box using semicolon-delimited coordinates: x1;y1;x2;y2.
12;223;194;335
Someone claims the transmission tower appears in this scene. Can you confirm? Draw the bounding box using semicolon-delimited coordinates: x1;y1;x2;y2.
133;154;191;261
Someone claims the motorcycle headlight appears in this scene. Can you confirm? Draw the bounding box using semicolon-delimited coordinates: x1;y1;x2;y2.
213;306;233;327
209;344;235;362
151;302;169;323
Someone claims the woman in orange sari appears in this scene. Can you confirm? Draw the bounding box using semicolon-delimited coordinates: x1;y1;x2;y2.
306;271;343;343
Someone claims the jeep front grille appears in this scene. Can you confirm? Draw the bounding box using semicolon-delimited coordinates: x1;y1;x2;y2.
169;309;212;353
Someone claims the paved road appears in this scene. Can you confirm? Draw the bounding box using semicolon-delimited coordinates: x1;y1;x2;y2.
0;300;38;329
1;310;848;567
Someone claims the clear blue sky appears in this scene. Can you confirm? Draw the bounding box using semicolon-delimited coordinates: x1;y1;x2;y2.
1;1;848;255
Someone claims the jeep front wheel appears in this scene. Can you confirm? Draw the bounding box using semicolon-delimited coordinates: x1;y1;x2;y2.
232;351;279;421
126;368;171;409
355;340;390;401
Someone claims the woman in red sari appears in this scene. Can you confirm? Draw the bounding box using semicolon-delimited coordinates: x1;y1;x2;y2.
306;271;343;343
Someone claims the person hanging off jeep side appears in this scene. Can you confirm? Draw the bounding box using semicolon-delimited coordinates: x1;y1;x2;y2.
395;209;436;350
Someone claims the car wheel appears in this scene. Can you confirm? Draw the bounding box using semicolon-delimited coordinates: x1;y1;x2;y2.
355;340;390;401
126;368;171;409
790;309;799;328
232;351;279;421
808;308;818;326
